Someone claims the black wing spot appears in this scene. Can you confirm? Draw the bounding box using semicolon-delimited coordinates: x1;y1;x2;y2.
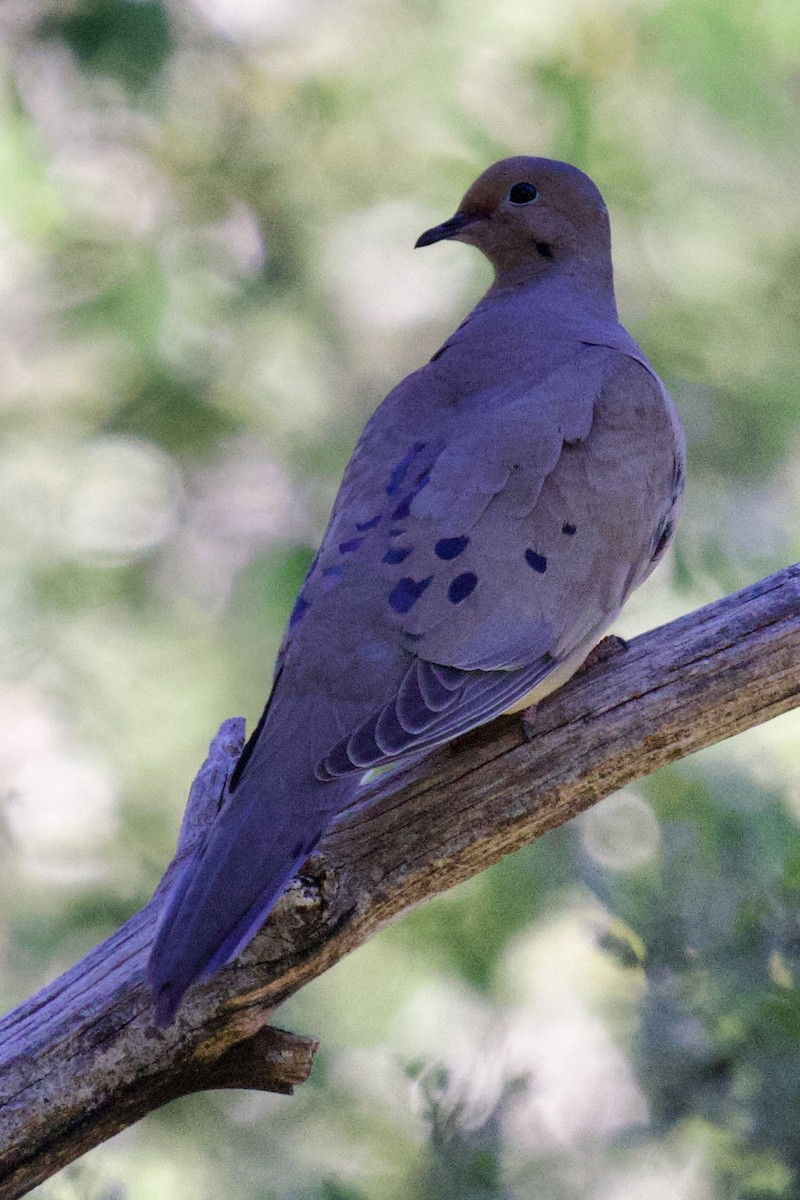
356;514;381;531
448;572;478;604
389;575;433;613
435;535;470;560
525;550;547;574
562;522;577;536
383;547;412;564
339;537;364;554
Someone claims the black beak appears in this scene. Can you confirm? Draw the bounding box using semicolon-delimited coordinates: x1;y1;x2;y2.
415;211;477;248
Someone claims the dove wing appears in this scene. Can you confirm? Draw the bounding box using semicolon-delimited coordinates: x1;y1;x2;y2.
315;347;683;778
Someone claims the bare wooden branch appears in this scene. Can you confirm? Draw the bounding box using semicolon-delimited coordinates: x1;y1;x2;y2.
1;563;799;1200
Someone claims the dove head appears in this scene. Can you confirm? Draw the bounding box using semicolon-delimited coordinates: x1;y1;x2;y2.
416;157;614;296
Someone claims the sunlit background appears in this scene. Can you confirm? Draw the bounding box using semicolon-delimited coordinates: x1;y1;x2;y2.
2;0;800;1197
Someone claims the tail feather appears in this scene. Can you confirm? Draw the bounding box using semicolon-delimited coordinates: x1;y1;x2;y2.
148;757;349;1025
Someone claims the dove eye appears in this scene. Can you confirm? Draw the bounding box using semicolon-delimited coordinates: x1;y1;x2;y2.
508;182;539;205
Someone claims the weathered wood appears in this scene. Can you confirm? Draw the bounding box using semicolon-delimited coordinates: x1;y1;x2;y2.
1;563;799;1199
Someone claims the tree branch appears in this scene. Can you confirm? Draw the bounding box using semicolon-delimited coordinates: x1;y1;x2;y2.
1;564;799;1199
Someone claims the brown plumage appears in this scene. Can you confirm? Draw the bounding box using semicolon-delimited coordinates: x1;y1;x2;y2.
149;157;685;1024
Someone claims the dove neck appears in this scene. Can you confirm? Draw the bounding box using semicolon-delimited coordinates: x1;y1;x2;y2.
487;253;618;323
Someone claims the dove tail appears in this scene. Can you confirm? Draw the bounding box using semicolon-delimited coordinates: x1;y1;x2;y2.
148;751;350;1026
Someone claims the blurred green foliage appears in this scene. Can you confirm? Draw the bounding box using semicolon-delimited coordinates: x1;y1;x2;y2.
42;1;173;91
0;0;799;1197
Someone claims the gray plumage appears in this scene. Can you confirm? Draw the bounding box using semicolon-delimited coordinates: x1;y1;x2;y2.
149;157;685;1024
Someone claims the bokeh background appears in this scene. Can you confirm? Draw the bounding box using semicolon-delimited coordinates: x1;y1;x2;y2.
1;1;800;1197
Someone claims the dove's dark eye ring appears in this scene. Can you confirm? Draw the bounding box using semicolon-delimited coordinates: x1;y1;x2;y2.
508;182;539;205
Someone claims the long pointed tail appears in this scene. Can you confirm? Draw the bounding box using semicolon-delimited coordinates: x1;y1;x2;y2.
148;753;350;1025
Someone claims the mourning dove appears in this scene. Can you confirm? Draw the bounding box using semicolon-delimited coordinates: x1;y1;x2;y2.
149;157;685;1024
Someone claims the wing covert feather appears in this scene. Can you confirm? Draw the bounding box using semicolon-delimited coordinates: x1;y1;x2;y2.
311;350;683;779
